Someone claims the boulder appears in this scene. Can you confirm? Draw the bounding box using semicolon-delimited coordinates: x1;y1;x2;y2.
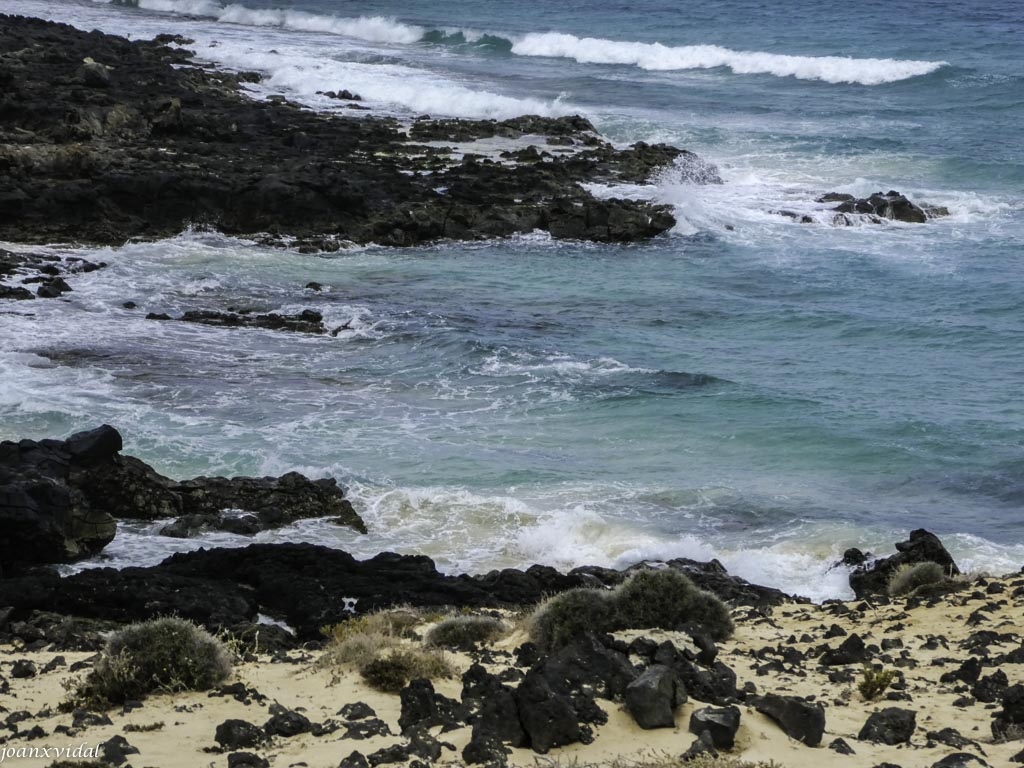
624;665;685;729
993;683;1024;740
849;530;959;597
820;633;869;666
514;668;581;753
858;707;916;745
688;705;740;749
215;719;267;750
749;693;825;746
822;190;931;224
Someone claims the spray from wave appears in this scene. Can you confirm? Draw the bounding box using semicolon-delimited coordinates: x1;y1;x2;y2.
118;0;947;86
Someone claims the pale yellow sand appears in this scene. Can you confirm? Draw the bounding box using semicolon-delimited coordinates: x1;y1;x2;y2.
3;572;1022;768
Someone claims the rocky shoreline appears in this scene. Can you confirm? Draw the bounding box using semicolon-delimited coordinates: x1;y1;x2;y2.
0;14;945;254
2;12;1018;768
3;426;1023;766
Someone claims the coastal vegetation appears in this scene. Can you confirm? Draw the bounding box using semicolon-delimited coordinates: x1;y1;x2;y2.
529;568;734;651
64;617;232;709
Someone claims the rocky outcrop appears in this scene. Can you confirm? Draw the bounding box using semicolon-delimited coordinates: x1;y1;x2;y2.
818;190;946;225
0;425;365;571
0;15;690;247
0;426;122;570
849;529;960;598
0;248;106;301
147;309;331;335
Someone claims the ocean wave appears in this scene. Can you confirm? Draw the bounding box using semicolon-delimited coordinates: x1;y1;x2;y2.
132;0;426;44
118;1;945;85
510;32;947;85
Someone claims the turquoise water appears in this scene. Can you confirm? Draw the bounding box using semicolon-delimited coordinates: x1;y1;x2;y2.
2;0;1023;598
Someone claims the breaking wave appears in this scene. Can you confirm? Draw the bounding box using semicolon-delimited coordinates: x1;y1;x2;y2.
120;1;947;85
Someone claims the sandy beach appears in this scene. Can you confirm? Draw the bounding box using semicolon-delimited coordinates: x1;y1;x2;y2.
3;568;1022;768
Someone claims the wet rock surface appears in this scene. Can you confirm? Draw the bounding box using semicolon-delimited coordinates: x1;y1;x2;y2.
0;15;689;247
0;424;366;571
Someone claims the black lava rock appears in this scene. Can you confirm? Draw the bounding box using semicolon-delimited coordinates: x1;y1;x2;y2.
858;707;917;745
688;705;741;749
749;693;826;746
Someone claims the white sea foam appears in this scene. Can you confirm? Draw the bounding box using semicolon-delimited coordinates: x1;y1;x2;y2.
511;32;946;85
132;0;426;44
98;0;946;86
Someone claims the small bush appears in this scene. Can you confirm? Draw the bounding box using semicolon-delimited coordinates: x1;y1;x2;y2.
324;607;422;644
858;665;897;700
425;615;507;650
887;561;946;597
610;568;734;640
528;588;615;651
360;649;455;693
71;617;232;708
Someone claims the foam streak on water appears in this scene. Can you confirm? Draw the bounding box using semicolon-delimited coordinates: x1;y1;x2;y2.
4;0;1024;599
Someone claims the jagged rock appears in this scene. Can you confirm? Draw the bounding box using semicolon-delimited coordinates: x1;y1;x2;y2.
339;752;370;768
940;658;982;685
227;753;270;768
829;737;855;754
367;743;410;765
461;664;527;748
821;190;931;223
338;702;376;721
99;735;139;766
215;719;268;750
398;678;463;733
344;720;391;741
78;60;111;88
688;706;740;749
0;424;365;571
993;683;1024;740
681;730;719;761
462;730;509;766
263;704;312;737
0;16;684;247
858;707;917;744
170;308;328;334
535;634;638;701
0;285;34;299
406;725;444;761
0;563;257;630
972;669;1008;703
72;710;113;728
849;530;960;598
514;667;581;753
821;634;869;666
930;755;990;768
749;693;825;746
624;665;685;729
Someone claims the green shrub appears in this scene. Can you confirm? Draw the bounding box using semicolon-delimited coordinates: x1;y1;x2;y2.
858;665;897;700
359;649;455;693
610;568;733;640
71;617;232;708
425;615;507;650
887;561;946;597
528;588;615;651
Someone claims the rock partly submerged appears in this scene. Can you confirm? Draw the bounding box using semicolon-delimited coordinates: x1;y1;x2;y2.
0;425;366;572
0;15;692;248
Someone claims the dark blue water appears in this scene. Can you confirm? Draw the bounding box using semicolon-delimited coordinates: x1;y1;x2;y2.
2;0;1022;597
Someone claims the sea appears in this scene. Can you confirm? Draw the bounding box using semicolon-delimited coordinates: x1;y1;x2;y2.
2;0;1023;601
